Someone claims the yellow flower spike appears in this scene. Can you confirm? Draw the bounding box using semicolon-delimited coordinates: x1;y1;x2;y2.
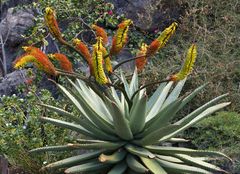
146;22;178;57
48;53;73;73
44;7;66;44
156;22;178;48
135;43;148;72
13;54;37;69
92;37;109;85
92;24;108;45
110;19;133;56
170;44;197;81
13;53;57;76
102;47;112;74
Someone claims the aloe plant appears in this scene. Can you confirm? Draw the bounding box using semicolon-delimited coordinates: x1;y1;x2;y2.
30;70;231;174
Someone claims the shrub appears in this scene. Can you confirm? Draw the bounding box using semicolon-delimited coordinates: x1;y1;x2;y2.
0;88;71;173
184;111;240;173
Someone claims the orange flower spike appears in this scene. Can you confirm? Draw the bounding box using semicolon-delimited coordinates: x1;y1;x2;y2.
110;19;133;56
102;47;112;74
135;43;148;72
92;37;108;85
13;53;56;76
145;39;161;58
48;53;73;73
72;38;94;75
146;22;178;57
44;7;66;44
22;46;57;76
92;24;108;45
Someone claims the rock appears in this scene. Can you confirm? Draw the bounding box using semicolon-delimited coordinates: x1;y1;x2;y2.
0;8;35;46
115;49;135;74
107;0;187;31
0;0;35;19
0;8;35;73
0;70;28;96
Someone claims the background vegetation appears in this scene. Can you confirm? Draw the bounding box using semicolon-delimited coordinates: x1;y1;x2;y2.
0;0;239;173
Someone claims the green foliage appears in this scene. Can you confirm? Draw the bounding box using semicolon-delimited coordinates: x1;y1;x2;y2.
184;111;240;173
22;0;122;46
0;87;71;173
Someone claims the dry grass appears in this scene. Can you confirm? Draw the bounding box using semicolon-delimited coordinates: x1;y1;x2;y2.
142;0;240;112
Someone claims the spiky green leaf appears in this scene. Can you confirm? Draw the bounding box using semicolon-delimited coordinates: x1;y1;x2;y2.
140;157;167;174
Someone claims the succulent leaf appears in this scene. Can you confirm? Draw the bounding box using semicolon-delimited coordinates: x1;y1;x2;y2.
107;161;127;174
156;158;212;174
42;150;105;171
125;144;155;159
146;82;173;121
140;157;167;174
129;93;147;134
99;149;126;164
107;99;133;140
126;154;149;173
64;160;111;174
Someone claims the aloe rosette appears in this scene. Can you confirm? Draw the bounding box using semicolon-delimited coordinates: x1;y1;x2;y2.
30;69;231;174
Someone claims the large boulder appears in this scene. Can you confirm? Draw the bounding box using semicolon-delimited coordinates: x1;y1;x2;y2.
107;0;187;31
0;0;35;19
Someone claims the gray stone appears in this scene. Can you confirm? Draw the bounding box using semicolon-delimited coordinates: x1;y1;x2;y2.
0;8;35;73
0;0;35;19
0;70;27;96
107;0;186;31
0;8;35;46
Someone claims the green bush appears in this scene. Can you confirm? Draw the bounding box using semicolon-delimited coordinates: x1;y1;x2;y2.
0;87;72;173
184;111;240;173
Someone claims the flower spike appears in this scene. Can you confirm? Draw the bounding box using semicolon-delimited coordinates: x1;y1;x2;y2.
92;24;108;45
20;46;57;76
72;38;94;75
44;7;67;44
13;52;57;76
146;22;178;57
48;53;73;73
170;44;197;81
110;19;133;56
92;37;109;85
102;47;112;74
135;43;148;72
13;54;37;69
